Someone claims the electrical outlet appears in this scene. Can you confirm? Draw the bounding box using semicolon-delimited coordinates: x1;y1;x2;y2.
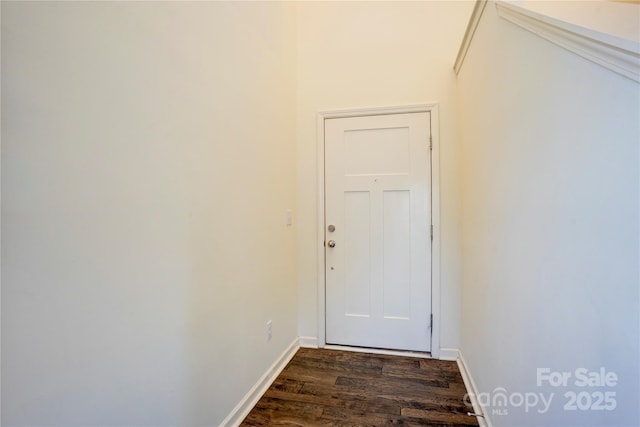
266;320;272;342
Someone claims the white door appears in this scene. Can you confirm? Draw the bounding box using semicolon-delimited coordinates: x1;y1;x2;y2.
325;112;432;352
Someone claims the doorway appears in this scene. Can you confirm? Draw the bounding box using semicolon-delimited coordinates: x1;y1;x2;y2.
319;105;438;353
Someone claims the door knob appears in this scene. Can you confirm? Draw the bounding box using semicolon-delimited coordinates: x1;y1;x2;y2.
327;240;336;248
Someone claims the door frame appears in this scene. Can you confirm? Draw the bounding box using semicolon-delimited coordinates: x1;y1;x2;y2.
316;103;442;359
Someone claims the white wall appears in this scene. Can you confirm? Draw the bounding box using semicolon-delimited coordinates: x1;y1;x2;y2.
295;0;474;352
457;2;639;426
1;2;297;425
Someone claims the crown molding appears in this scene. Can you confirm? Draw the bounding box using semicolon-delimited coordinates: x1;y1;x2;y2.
495;1;640;82
454;0;488;75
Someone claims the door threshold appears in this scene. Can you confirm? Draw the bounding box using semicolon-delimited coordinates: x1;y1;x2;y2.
323;344;433;359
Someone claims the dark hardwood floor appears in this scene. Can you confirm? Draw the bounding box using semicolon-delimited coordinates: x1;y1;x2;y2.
241;348;480;426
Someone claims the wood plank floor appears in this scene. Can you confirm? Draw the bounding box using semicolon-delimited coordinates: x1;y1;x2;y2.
241;348;480;426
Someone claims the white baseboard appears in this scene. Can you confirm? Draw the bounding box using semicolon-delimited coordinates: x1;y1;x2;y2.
439;348;460;361
298;336;319;348
457;350;492;427
219;338;300;427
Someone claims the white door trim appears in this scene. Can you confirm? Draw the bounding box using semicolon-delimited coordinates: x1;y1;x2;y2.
316;103;441;359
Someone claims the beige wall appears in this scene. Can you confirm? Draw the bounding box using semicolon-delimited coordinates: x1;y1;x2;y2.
1;2;297;425
457;2;639;425
295;1;474;351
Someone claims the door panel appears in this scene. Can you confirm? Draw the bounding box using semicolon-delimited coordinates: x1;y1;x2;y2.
343;127;410;175
344;191;371;317
383;189;411;319
325;112;432;352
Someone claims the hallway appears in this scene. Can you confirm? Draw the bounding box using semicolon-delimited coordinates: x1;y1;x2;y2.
2;1;638;426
